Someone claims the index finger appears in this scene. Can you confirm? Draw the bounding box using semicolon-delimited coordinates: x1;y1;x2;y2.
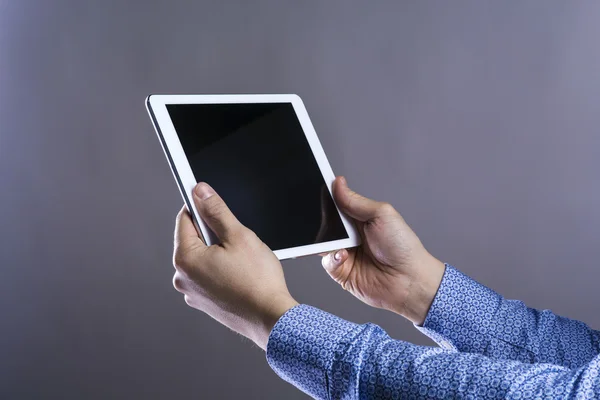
174;206;206;251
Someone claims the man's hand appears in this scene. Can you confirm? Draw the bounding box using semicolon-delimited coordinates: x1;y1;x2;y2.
172;182;298;350
321;177;445;325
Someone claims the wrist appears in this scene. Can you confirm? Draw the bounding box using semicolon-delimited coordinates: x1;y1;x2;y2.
395;255;446;325
252;293;299;350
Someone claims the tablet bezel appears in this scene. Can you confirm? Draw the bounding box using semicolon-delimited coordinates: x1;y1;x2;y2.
146;94;361;260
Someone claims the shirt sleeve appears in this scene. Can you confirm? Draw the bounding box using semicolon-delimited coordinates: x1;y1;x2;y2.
415;264;600;368
266;304;600;400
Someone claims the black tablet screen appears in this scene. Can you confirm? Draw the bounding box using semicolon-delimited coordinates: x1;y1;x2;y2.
166;102;348;251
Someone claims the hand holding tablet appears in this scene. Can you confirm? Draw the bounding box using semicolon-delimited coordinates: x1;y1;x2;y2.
152;97;446;348
146;94;361;260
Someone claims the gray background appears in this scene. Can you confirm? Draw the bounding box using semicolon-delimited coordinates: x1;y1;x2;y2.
1;1;599;398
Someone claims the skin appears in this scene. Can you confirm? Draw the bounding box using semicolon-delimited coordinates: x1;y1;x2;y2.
172;177;445;351
320;176;445;325
172;182;298;350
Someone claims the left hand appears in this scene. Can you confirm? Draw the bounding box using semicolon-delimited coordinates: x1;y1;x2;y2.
320;177;445;325
172;182;298;350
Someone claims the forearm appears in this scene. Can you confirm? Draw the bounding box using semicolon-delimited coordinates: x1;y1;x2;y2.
267;304;600;399
491;298;600;368
416;264;600;367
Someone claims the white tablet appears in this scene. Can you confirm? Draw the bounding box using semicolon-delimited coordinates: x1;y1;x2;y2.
146;94;360;260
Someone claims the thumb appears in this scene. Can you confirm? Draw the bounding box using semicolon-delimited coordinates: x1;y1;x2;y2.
192;182;244;242
333;176;382;222
321;249;349;281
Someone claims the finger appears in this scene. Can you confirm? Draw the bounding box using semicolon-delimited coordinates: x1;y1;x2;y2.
172;271;187;293
333;176;385;222
175;206;205;251
320;183;337;220
320;184;328;220
321;248;349;276
315;184;336;243
192;182;244;242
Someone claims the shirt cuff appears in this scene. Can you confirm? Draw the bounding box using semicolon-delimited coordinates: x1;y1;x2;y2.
415;264;503;353
265;304;360;399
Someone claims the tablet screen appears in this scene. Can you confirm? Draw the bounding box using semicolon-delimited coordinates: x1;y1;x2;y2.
166;103;349;251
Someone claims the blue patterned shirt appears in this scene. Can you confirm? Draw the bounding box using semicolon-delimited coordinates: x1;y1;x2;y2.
266;264;600;399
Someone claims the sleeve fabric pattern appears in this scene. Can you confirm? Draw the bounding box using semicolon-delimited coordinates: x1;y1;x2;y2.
266;304;600;399
416;264;600;368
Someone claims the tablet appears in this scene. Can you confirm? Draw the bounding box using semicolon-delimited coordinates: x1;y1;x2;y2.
146;94;360;260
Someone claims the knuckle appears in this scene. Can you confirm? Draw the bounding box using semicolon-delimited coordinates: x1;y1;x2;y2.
345;190;365;211
378;202;396;215
205;199;226;218
235;227;258;246
172;273;185;292
346;190;361;204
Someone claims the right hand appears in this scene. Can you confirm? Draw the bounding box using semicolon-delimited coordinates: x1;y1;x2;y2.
321;176;446;325
172;183;298;350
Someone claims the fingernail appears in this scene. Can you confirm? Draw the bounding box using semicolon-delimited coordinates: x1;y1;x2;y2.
194;182;215;200
334;250;342;261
